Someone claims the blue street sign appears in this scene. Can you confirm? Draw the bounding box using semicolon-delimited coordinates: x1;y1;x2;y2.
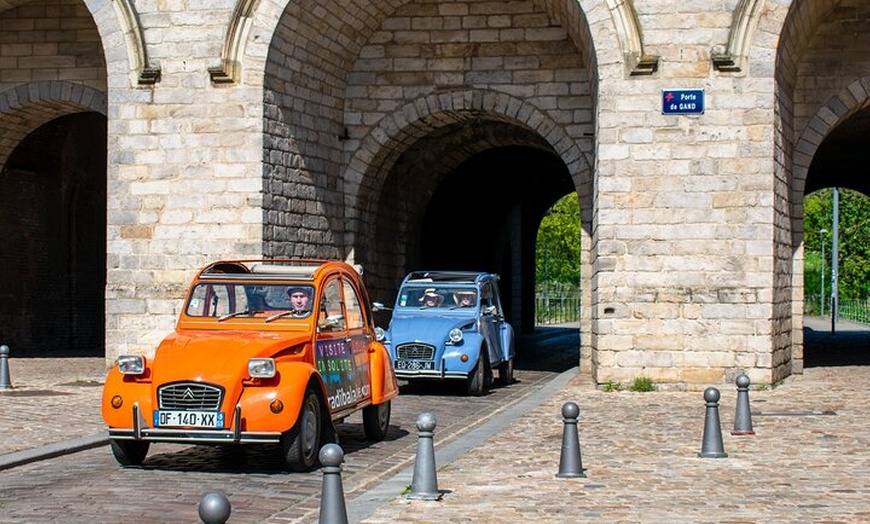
662;89;705;115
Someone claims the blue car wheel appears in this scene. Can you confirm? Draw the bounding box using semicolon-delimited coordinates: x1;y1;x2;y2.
466;349;491;396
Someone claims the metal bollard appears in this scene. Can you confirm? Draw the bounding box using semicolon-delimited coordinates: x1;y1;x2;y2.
699;387;728;458
198;492;231;524
731;373;755;436
0;345;12;389
407;412;441;500
318;443;348;524
555;401;586;478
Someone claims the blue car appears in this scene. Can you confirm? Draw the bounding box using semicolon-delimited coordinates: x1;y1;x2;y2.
376;271;516;395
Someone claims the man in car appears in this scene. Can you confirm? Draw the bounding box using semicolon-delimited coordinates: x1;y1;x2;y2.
288;287;312;316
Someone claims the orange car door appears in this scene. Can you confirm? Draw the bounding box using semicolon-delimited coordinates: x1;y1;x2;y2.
314;276;357;414
341;275;373;402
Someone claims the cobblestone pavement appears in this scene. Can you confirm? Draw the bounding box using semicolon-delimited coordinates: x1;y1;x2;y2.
361;317;870;523
1;318;868;523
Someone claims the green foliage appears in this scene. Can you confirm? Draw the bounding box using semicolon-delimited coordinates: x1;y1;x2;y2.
629;376;656;392
536;194;581;287
804;189;870;300
601;381;623;392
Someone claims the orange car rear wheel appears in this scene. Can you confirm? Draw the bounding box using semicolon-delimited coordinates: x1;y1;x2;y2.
362;400;391;441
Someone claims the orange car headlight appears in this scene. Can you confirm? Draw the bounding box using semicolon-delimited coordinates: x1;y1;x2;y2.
117;355;145;375
248;358;276;378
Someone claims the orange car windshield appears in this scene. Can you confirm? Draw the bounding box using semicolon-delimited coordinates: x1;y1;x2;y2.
185;282;315;320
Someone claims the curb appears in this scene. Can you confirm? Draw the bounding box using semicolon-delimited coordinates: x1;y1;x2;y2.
0;433;109;471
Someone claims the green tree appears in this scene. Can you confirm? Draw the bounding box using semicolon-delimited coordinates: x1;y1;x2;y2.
804;188;870;300
536;193;581;287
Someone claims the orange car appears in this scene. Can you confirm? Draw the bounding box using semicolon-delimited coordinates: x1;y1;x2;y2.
101;259;399;471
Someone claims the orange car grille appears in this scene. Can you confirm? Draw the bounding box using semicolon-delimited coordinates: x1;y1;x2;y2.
158;382;224;410
397;343;435;360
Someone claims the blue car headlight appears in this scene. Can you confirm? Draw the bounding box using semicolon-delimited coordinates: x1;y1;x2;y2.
448;328;463;344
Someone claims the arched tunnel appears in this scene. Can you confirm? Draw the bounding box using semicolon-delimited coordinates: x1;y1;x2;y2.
0;112;107;357
802;105;870;368
364;116;579;338
422;145;574;334
805;106;870;197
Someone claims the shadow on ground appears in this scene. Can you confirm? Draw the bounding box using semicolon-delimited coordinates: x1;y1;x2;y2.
516;325;580;373
515;320;870;371
804;326;870;367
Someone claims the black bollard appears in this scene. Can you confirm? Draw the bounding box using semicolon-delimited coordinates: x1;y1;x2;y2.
731;373;755;436
555;401;586;478
318;443;348;524
407;412;441;500
0;345;12;389
198;492;231;524
699;387;728;458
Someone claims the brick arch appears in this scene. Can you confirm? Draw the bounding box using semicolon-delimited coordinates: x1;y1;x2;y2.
775;0;840;97
0;81;107;173
792;78;870;203
344;88;590;221
81;0;153;88
238;0;626;92
711;0;766;72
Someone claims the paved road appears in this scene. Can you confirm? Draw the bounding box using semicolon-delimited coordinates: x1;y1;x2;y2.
1;319;867;523
0;325;580;523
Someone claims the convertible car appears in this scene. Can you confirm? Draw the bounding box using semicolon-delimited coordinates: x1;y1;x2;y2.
376;271;516;395
101;259;398;471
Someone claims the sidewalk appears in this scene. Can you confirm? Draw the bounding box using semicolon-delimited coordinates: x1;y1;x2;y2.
359;317;870;523
1;320;869;522
0;357;108;468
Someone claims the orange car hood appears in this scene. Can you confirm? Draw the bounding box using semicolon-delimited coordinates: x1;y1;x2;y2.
150;329;309;384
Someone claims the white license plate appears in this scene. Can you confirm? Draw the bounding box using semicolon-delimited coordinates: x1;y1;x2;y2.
395;359;434;371
154;410;224;428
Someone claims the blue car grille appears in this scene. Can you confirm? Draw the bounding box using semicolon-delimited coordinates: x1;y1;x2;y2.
158;382;223;410
397;343;435;360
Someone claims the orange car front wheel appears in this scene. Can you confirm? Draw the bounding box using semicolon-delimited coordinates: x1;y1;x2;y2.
110;439;150;466
281;388;322;472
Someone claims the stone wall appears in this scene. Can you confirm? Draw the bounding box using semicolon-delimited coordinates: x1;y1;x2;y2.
0;0;865;386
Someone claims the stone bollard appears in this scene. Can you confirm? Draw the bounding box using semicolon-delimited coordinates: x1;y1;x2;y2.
0;345;12;389
318;443;348;524
198;492;231;524
731;374;755;436
407;412;441;500
699;387;728;458
555;401;586;478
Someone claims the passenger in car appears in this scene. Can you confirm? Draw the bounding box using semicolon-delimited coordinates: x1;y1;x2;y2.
288;287;312;316
419;289;444;308
453;291;476;307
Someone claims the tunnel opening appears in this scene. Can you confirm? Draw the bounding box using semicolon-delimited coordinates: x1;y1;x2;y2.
802;106;870;368
421;145;574;332
0;112;107;357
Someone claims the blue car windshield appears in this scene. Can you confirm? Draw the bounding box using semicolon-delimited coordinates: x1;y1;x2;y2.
397;286;477;309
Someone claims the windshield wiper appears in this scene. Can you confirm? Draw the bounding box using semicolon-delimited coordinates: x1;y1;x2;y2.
265;310;309;323
218;310;259;321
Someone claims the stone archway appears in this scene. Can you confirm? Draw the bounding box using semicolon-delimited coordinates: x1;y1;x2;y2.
342;88;591;369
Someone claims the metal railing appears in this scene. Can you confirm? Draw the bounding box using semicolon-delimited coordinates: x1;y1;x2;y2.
805;295;870;325
535;285;580;325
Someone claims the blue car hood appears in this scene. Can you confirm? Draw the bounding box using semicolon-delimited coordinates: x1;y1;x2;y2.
388;315;474;345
